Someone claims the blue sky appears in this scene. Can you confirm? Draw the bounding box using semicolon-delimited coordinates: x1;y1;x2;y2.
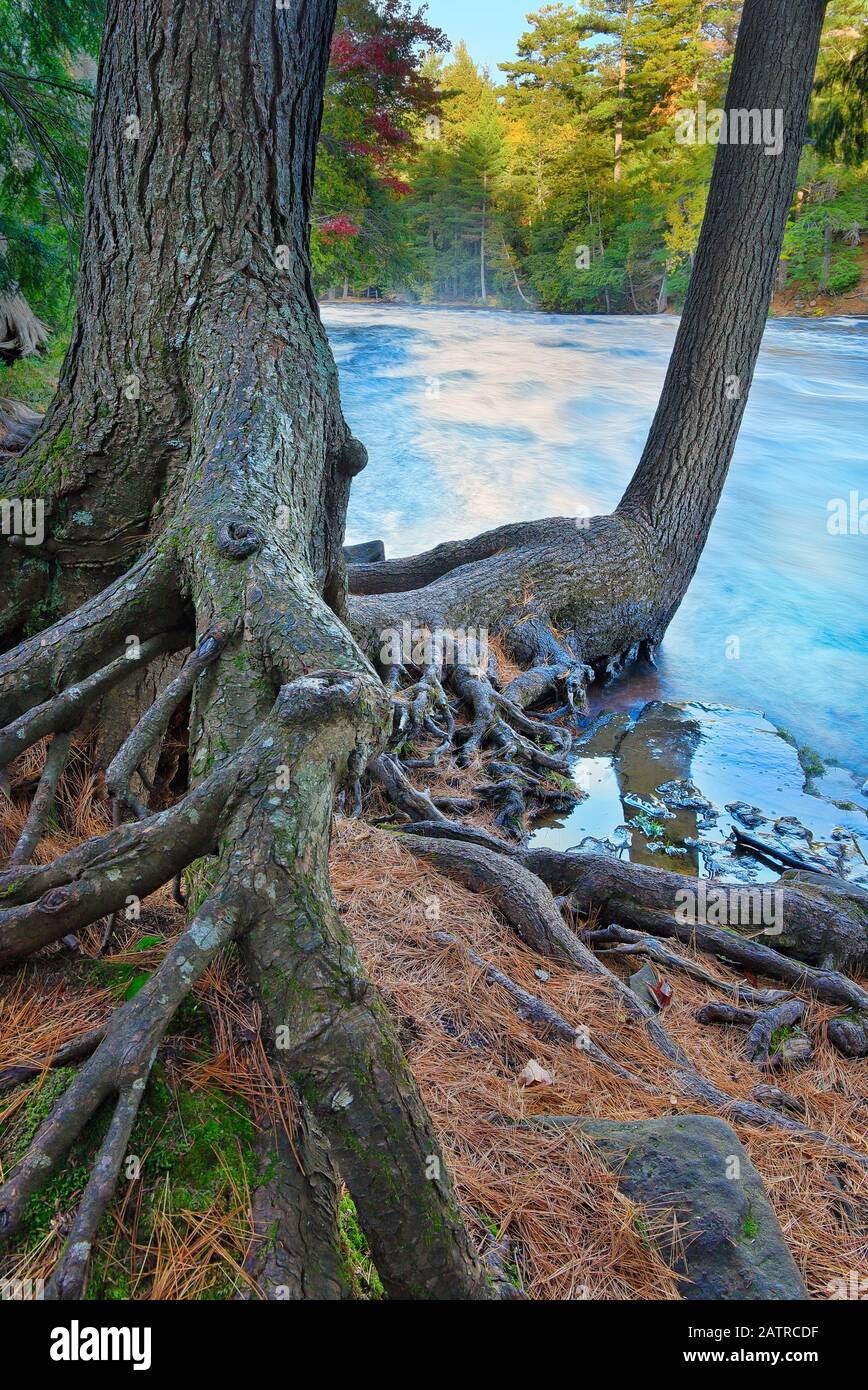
421;0;533;74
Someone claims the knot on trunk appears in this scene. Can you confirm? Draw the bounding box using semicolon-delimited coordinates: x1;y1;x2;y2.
335;437;368;478
276;670;363;729
39;886;78;913
216;513;264;560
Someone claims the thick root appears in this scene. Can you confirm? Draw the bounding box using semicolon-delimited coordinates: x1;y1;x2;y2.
524;846;868;1003
243;1110;349;1301
402;834;868;1169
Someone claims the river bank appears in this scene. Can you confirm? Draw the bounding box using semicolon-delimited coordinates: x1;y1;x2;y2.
327;303;868;780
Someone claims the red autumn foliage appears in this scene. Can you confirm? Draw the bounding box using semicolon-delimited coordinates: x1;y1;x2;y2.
319;215;362;243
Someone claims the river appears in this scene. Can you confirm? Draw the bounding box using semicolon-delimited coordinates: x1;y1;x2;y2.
324;304;867;779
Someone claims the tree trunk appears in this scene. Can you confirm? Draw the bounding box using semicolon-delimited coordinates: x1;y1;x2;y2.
0;0;832;1301
0;0;492;1302
613;0;635;183
618;0;827;630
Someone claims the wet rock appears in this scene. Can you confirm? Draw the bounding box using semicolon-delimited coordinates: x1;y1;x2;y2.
727;802;768;830
529;1115;808;1300
645;840;687;857
774;815;809;838
531;700;868;887
657;777;716;813
623;791;675;819
343;539;385;564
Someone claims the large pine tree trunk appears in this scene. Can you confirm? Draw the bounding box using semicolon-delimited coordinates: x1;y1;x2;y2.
0;0;491;1302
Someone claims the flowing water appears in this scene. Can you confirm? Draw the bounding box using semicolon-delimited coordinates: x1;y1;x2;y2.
326;304;868;783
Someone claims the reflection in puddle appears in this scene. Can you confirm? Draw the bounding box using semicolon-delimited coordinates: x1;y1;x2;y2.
531;702;868;885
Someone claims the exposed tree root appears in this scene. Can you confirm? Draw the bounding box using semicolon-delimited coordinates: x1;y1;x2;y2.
0;0;848;1300
105;629;229;819
0;631;188;772
432;930;659;1093
589;924;796;1007
242;1112;348;1301
400;835;868;1169
523;847;868;996
0;885;245;1298
697;998;810;1068
0;548;181;727
0;1023;106;1095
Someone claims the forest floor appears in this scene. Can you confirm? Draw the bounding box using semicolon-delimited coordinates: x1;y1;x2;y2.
0;735;865;1300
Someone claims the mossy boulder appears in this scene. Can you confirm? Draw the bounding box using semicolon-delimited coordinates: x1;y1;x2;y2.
529;1114;808;1300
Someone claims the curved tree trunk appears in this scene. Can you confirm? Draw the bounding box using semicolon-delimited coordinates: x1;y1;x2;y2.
348;0;828;693
0;0;835;1301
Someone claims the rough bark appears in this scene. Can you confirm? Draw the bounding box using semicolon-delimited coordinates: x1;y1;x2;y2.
0;0;494;1301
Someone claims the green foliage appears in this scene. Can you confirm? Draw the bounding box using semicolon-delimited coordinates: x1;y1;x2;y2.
811;2;868;166
2;1;862;326
0;0;100;327
783;161;867;298
322;2;866;312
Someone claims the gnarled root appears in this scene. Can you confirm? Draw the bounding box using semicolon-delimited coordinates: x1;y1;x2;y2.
400;834;868;1169
696;998;811;1068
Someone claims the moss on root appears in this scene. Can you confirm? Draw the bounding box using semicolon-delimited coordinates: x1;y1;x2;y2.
0;1056;261;1300
337;1189;383;1300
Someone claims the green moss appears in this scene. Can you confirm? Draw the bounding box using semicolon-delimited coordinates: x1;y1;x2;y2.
1;1069;108;1246
86;1067;259;1300
798;744;827;780
742;1204;759;1241
0;1054;261;1301
338;1190;383;1300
